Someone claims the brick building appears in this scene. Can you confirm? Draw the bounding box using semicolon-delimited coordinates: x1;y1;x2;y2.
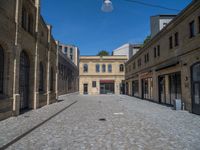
125;0;200;114
0;0;79;121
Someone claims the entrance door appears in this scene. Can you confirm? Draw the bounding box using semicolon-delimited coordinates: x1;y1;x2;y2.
191;62;200;115
83;84;88;94
159;76;166;104
19;51;30;111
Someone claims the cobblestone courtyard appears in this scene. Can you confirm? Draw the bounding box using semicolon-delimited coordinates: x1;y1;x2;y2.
0;94;200;150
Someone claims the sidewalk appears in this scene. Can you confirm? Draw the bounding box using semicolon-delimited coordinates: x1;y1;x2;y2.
0;94;78;149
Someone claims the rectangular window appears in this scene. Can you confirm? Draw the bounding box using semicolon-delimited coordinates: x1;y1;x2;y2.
189;20;195;38
133;62;136;69
108;64;112;73
96;64;100;73
70;48;73;54
138;59;141;67
174;32;179;46
64;47;68;53
92;81;96;88
169;36;173;49
198;16;200;33
154;47;157;58
147;53;149;62
157;45;160;56
59;46;62;51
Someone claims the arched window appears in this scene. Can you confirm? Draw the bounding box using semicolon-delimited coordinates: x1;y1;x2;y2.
119;64;124;72
102;64;106;72
96;64;100;73
0;46;4;94
83;64;88;72
39;62;44;92
108;64;112;73
28;13;34;34
50;67;54;91
22;7;27;30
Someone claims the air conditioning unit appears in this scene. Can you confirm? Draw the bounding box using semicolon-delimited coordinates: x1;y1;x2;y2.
174;99;182;110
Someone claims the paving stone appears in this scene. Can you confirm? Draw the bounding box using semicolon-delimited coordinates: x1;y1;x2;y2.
1;95;200;150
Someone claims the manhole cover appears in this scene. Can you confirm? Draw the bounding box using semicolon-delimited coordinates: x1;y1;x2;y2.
24;115;30;118
99;118;106;121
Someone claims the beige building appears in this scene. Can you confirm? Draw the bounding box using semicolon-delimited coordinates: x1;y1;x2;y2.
125;0;200;115
79;56;127;95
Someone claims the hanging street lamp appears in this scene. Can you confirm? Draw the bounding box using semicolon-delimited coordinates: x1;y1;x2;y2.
101;0;114;12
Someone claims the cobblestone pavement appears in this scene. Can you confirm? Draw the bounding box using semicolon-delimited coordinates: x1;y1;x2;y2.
1;95;200;150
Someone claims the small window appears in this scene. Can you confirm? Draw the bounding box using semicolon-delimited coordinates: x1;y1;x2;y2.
189;20;195;38
92;81;96;88
198;16;200;33
96;64;100;72
119;64;124;72
169;36;173;49
83;64;88;72
70;48;73;54
154;47;157;58
22;7;27;30
174;32;179;46
64;47;68;53
28;14;34;35
108;64;112;73
70;55;73;61
39;62;44;92
50;67;54;91
157;45;160;56
133;62;136;69
138;58;141;67
59;46;62;51
102;64;106;72
147;53;149;62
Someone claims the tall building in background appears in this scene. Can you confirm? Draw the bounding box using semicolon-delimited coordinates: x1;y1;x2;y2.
112;43;142;59
150;15;176;38
59;44;80;66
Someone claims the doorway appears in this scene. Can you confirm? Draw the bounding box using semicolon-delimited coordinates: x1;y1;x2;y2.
83;84;88;94
191;62;200;115
19;51;30;112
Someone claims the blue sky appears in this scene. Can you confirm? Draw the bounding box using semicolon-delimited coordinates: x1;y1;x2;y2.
41;0;192;55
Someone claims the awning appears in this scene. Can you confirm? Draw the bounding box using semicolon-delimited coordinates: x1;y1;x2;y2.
100;80;115;83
